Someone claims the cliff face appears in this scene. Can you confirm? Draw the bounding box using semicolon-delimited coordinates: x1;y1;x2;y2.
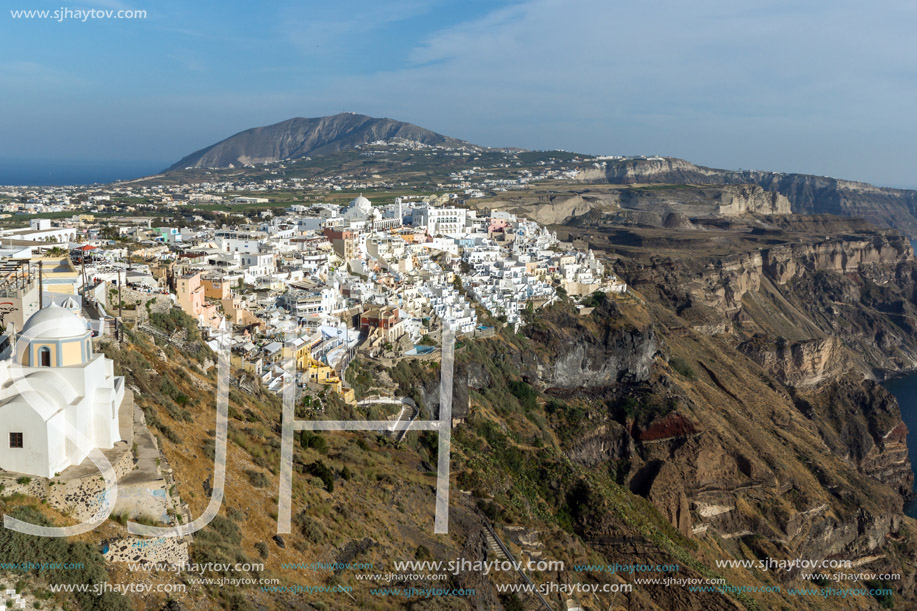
452;286;916;608
762;237;910;285
470;183;790;226
603;157;718;184
739;336;849;388
456;301;658;394
613;184;791;222
612;225;917;372
793;378;913;497
599;156;917;235
518;214;917;606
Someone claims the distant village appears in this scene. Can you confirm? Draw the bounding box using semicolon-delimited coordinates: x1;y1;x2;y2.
0;142;593;215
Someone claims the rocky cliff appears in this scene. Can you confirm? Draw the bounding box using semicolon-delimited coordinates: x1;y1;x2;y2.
445;282;917;608
598;156;917;235
472;183;791;227
607;220;917;372
508;213;917;607
739;336;850;388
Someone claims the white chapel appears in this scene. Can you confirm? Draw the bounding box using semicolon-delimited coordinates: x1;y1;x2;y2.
0;304;124;478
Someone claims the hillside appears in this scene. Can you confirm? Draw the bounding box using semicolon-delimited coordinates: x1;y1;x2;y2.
14;213;905;610
7;213;917;609
165;113;470;171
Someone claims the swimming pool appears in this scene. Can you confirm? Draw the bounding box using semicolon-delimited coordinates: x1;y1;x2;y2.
404;345;436;356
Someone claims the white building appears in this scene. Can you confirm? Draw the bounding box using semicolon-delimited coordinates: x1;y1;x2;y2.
415;205;469;236
343;195;378;223
0;305;125;478
240;252;275;281
0;220;77;245
218;236;262;254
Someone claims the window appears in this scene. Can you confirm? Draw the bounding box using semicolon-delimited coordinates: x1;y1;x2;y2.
9;432;22;448
39;347;51;367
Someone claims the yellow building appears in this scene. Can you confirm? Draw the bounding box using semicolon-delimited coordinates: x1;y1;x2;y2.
281;335;356;403
201;276;230;300
33;255;80;295
300;353;355;404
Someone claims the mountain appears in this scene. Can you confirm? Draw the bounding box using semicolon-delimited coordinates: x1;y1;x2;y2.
586;156;917;236
165;113;469;171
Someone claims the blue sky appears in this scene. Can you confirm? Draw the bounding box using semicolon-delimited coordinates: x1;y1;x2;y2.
2;0;916;187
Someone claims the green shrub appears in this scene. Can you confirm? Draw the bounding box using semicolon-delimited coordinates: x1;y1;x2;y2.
294;512;325;543
866;580;895;609
150;308;201;341
156;424;181;444
244;469;269;488
298;431;328;454
0;506;132;610
499;594;526;611
610;395;676;428
191;514;254;578
668;357;696;380
580;290;607;308
305;461;334;492
198;515;242;546
508;380;537;411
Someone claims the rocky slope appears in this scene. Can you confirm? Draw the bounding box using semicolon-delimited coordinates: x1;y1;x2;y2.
166;113;468;170
596;156;917;235
598;219;917;374
532;213;917;607
445;293;917;609
471;183;791;226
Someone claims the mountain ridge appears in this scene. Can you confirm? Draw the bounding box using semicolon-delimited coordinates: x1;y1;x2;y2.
163;113;917;236
165;112;470;171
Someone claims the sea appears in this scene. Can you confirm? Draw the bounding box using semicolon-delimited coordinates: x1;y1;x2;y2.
0;158;166;186
882;373;917;518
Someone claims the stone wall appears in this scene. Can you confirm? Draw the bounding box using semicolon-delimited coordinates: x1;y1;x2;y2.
102;534;190;565
0;443;137;522
46;446;134;521
0;474;48;497
113;286;172;323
